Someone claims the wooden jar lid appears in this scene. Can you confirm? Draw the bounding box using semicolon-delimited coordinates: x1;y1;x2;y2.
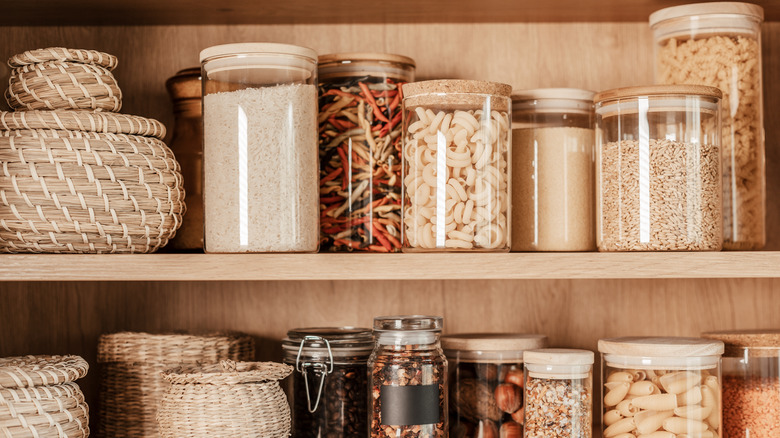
524;348;594;365
442;333;547;352
598;337;725;357
702;329;780;357
166;67;201;101
649;2;764;27
318;52;415;68
594;84;722;103
512;88;595;102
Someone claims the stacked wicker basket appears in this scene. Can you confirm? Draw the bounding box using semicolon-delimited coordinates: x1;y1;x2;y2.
0;47;185;253
0;355;90;437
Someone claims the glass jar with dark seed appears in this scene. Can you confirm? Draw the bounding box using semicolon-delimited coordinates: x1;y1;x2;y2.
283;327;374;437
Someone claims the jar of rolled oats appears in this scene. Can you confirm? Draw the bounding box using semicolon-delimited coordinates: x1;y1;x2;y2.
650;2;765;250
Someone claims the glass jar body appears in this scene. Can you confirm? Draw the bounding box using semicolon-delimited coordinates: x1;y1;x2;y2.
721;352;780;437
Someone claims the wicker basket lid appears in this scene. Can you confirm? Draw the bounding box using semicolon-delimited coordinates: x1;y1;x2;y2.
162;360;292;385
0;355;88;389
97;331;255;364
8;47;118;70
0;110;167;139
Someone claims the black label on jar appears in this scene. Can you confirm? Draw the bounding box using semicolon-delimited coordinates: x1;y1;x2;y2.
380;384;440;425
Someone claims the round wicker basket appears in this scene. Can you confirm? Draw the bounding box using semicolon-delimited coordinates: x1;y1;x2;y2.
97;332;255;438
5;48;122;112
0;110;184;253
157;361;292;438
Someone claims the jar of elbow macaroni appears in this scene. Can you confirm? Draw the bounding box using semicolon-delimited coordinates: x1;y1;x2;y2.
401;80;512;252
650;3;765;250
598;337;725;438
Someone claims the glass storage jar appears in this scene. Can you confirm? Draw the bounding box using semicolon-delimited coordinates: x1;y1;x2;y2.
369;315;447;437
200;43;319;253
598;337;725;438
702;330;780;437
594;85;723;251
282;327;373;438
443;334;547;438
165;67;203;250
318;53;415;253
650;2;765;250
402;80;512;252
511;88;595;252
523;349;594;438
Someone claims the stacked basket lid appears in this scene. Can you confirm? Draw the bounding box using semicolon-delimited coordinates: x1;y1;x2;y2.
0;355;90;437
0;47;185;253
97;332;255;437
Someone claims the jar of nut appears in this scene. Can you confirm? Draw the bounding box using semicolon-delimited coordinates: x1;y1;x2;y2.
442;334;547;438
369;315;448;437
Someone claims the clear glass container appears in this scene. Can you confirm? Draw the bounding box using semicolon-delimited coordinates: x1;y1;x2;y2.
200;43;319;253
703;330;780;437
511;88;595;252
594;85;723;251
401;80;512;252
598;337;725;438
369;315;447;437
650;3;765;250
282;327;373;438
443;334;547;438
317;53;415;252
165;67;203;251
523;349;594;438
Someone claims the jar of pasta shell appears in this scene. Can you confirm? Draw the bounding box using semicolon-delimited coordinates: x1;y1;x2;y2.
401;80;512;252
702;330;780;438
650;3;765;250
598;337;725;438
442;334;547;438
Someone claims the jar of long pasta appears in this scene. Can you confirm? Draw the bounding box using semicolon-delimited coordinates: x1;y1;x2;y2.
598;337;725;438
401;80;512;252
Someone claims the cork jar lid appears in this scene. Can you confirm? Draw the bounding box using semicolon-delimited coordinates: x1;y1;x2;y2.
404;79;511;99
598;337;725;357
649;2;764;27
594;84;722;103
702;329;780;357
442;333;548;352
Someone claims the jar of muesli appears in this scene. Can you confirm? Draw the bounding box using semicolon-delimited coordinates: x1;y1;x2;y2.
523;349;594;438
369;315;447;437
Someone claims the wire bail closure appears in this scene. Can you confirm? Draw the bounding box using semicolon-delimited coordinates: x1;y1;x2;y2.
295;335;334;413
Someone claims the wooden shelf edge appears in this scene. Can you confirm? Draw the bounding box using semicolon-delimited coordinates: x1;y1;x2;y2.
0;252;778;281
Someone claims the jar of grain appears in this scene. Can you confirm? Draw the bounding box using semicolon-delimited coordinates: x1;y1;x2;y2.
650;3;765;250
401;80;512;252
317;53;415;252
594;85;723;251
598;337;724;438
511;89;595;252
443;334;547;438
702;330;780;437
523;349;594;438
200;43;319;253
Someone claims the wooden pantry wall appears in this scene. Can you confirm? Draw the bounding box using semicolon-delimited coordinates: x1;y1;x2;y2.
0;22;779;422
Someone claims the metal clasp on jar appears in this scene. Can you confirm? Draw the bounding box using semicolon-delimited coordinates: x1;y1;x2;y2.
295;335;334;413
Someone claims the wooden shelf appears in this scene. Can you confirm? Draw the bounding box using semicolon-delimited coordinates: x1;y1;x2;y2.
2;252;779;281
6;0;779;25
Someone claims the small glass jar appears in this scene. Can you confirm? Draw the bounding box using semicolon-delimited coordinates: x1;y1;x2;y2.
594;85;723;251
443;334;547;438
282;327;373;438
702;330;780;437
598;337;725;438
200;43;319;253
523;349;594;438
650;3;765;250
165;67;203;250
402;80;512;252
511;89;595;252
369;315;447;437
317;53;415;252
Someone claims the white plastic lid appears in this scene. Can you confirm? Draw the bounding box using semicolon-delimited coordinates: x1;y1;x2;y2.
649;2;764;28
599;337;724;370
199;43;317;63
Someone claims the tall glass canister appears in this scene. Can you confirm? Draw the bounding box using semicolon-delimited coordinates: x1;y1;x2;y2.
650;2;765;250
200;43;319;253
317;53;415;252
369;315;447;437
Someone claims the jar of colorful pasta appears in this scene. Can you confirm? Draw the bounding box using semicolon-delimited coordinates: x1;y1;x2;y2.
401;80;512;252
317;53;415;252
598;337;724;438
523;349;594;438
369;315;447;438
650;3;765;250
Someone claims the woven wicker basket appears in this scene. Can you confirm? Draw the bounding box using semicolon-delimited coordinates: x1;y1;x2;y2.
6;48;122;112
0;356;90;438
157;361;292;438
0;110;184;253
98;332;255;438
